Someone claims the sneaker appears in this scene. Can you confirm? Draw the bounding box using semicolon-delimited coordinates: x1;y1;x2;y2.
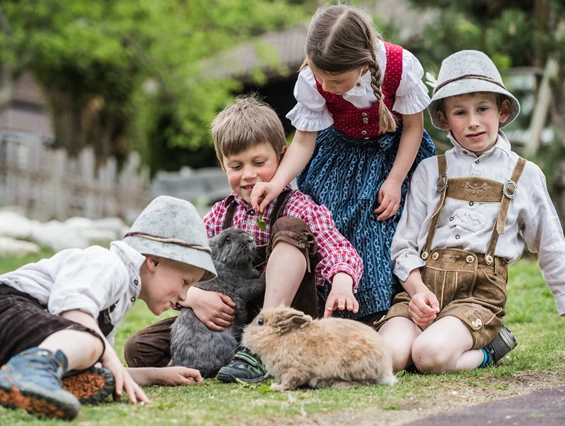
63;366;114;404
216;347;267;383
483;324;518;364
0;347;80;420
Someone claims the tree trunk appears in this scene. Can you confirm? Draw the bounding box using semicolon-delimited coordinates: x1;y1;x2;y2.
43;89;129;167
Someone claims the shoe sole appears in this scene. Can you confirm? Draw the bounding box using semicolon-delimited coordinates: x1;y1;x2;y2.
0;380;80;420
498;325;518;350
62;367;114;404
216;372;267;384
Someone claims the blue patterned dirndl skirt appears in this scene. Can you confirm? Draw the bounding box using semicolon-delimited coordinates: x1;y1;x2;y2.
297;125;435;319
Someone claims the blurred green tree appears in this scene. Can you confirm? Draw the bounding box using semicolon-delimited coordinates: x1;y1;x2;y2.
0;0;313;172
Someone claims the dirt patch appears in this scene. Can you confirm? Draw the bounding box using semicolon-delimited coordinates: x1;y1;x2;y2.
243;370;565;426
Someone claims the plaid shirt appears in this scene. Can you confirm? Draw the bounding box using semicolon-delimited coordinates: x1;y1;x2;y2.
204;186;363;288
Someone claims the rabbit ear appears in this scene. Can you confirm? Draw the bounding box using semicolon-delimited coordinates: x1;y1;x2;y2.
273;310;312;334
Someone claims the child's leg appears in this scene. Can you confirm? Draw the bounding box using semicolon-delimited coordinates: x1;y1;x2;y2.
40;330;104;371
264;241;306;308
217;217;318;384
378;317;421;372
0;291;107;419
264;216;319;317
412;316;483;373
124;317;176;368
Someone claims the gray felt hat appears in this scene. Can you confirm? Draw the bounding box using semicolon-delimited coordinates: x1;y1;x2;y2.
123;196;217;282
428;50;520;129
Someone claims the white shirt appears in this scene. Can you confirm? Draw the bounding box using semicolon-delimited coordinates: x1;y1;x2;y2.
286;39;431;132
391;131;565;316
0;241;144;345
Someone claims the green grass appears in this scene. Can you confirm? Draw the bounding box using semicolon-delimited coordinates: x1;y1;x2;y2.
1;253;564;425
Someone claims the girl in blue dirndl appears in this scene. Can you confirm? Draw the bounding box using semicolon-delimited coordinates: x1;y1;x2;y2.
251;4;435;322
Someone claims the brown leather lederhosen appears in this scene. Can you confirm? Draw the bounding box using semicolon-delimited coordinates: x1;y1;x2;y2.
376;155;526;348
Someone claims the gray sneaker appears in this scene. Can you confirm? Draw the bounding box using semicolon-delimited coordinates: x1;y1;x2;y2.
484;324;518;364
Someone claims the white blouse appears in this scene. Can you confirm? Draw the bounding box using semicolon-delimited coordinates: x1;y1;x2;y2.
286;39;431;132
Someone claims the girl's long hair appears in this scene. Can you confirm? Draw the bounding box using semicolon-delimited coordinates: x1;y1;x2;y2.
302;4;397;134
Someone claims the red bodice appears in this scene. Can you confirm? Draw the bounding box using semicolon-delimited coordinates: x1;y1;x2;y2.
315;41;403;139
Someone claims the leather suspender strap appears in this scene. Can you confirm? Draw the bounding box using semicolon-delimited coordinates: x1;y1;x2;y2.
484;157;526;264
421;155;447;260
223;189;293;229
223;199;238;230
270;189;294;225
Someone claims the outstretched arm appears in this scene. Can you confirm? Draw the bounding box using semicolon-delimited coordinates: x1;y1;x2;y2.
251;130;317;212
127;366;203;387
375;111;424;221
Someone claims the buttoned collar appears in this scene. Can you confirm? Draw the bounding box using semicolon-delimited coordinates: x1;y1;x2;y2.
447;130;511;159
110;240;144;297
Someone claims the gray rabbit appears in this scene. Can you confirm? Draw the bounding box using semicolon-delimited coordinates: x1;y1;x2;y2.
170;228;265;377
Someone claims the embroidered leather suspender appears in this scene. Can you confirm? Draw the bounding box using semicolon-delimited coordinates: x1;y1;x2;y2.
421;155;526;265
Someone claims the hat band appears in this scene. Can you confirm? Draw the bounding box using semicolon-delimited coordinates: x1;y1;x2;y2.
433;74;506;95
124;231;212;254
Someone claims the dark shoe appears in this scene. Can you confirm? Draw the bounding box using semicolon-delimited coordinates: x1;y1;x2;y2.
0;347;80;420
483;324;518;365
63;366;114;404
216;347;267;383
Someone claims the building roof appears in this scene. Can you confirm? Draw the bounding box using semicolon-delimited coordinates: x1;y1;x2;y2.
200;25;308;83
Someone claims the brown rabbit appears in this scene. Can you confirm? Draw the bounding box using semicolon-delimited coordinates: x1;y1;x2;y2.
242;306;397;391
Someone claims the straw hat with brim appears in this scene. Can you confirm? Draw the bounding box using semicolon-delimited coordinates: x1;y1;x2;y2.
428;50;520;129
123;196;217;282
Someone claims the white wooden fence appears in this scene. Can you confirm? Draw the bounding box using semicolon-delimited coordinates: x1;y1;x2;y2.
0;132;152;222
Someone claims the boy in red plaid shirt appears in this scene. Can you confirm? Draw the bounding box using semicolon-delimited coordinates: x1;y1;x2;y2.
124;96;363;383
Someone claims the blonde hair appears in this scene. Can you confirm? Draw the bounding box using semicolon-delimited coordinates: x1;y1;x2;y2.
302;4;397;134
211;95;286;167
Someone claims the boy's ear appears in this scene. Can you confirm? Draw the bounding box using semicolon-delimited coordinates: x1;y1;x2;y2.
499;99;511;124
438;111;450;131
279;145;287;161
146;255;161;272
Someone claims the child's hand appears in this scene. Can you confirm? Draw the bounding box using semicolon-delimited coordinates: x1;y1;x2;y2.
324;273;359;318
153;366;203;386
374;176;402;221
186;287;235;331
251;182;284;213
408;290;440;327
103;346;149;404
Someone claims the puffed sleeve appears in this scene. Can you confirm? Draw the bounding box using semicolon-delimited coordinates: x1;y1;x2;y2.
48;247;129;318
286;67;334;132
393;48;431;115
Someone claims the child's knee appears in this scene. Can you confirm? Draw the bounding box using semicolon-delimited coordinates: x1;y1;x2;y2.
411;339;449;373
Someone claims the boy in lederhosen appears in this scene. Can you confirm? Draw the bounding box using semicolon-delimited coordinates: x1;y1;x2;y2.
375;50;565;373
